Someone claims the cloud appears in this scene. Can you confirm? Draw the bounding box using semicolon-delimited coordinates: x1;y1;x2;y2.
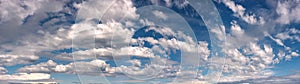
54;46;156;61
210;21;300;83
0;55;39;66
17;59;110;74
128;59;141;67
153;10;168;20
0;0;78;67
76;0;138;23
291;52;299;57
0;0;42;23
0;73;51;81
276;0;300;24
17;60;57;73
150;0;188;8
16;58;176;80
0;67;7;75
0;0;299;83
0;0;66;43
218;73;300;84
33;24;213;80
138;26;210;62
201;20;294;82
220;0;265;24
266;33;285;46
167;80;208;84
275;28;300;43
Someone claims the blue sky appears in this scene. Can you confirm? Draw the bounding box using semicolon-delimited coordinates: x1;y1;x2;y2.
0;0;300;84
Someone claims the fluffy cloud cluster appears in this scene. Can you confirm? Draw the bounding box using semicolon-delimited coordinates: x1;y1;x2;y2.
17;59;109;74
220;0;265;24
205;18;299;82
0;0;300;83
0;73;50;81
76;0;138;22
0;0;74;66
0;55;39;66
17;26;212;80
0;67;50;81
0;0;43;23
276;0;300;24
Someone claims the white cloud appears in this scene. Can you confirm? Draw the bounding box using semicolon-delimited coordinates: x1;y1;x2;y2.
55;46;156;61
167;79;208;84
150;0;189;8
291;52;299;57
164;0;173;7
0;18;136;61
76;0;138;23
173;0;189;8
265;33;285;46
17;60;57;73
230;21;245;36
71;20;135;49
17;59;110;74
153;10;168;20
1;0;299;83
0;0;69;66
225;21;258;48
116;47;156;58
0;67;7;75
136;27;210;67
0;55;39;66
0;0;65;42
128;59;141;67
203;20;284;82
276;32;291;40
276;0;300;24
275;28;300;43
248;43;274;65
219;73;300;84
16;58;177;80
0;73;51;81
221;0;265;24
0;0;44;23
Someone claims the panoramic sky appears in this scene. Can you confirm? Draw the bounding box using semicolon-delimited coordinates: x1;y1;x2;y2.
0;0;300;84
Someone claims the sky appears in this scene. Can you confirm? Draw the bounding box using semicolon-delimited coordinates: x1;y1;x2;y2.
0;0;300;84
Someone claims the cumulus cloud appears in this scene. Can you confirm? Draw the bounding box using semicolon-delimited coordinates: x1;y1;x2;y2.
0;55;39;66
200;20;298;82
0;0;42;23
0;0;66;43
76;0;138;23
17;59;110;74
138;26;210;62
291;52;299;57
16;58;177;80
54;46;156;61
0;0;76;67
220;0;265;24
17;60;57;73
276;0;300;24
1;0;299;83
